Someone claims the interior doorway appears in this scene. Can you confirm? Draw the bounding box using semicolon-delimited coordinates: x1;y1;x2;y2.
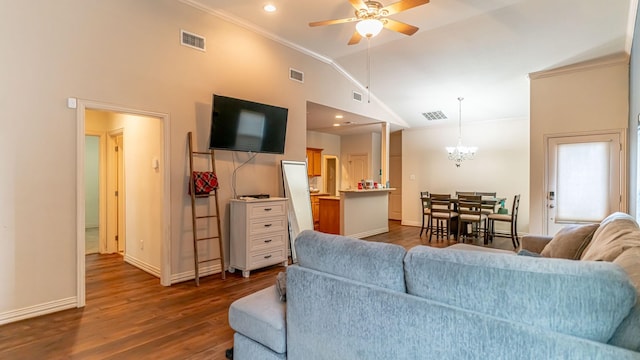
76;100;171;307
106;131;125;254
323;155;338;196
84;135;101;254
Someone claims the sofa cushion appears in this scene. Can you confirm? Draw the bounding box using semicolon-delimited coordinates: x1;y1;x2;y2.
294;230;407;292
581;212;640;261
404;246;637;343
609;246;640;351
228;286;286;354
540;223;598;259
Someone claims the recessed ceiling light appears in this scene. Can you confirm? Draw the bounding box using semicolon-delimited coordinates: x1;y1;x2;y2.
335;115;344;119
333;123;341;127
264;4;276;12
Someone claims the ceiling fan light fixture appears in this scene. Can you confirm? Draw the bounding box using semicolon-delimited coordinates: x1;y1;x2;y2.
356;19;383;38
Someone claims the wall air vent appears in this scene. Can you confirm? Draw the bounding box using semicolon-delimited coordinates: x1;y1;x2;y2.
352;91;363;102
289;68;304;83
181;30;206;52
422;111;447;121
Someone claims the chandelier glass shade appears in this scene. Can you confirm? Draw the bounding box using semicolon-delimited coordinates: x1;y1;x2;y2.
446;97;477;167
356;19;384;38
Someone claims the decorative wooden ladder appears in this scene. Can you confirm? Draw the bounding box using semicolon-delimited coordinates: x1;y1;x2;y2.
187;131;225;286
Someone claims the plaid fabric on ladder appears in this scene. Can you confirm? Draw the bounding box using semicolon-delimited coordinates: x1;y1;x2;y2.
192;171;218;195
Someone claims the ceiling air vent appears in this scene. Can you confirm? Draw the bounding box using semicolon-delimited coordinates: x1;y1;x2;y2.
289;68;304;83
422;111;447;121
181;30;206;52
352;91;363;102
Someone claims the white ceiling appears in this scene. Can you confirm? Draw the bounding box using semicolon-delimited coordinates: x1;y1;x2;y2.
184;0;635;132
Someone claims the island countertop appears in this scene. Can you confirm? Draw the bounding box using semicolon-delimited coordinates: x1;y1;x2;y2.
339;188;396;193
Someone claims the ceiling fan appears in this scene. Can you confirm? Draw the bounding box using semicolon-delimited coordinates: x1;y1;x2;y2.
309;0;429;45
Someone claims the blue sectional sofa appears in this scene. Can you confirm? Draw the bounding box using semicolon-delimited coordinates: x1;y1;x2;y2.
229;214;640;359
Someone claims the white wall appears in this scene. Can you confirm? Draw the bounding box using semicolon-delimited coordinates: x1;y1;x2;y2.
0;0;400;320
402;118;530;234
529;56;629;234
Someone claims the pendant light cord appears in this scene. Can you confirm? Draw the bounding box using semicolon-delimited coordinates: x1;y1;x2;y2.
367;37;372;103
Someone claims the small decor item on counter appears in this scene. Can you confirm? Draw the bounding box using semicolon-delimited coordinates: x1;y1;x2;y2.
358;182;363;190
365;180;374;189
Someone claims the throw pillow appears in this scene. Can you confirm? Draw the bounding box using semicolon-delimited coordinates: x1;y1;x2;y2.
517;249;542;257
540;223;599;259
275;271;286;302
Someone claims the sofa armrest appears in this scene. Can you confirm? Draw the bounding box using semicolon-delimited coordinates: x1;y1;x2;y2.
521;235;553;253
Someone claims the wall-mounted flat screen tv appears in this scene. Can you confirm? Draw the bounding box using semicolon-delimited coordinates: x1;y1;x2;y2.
209;94;288;154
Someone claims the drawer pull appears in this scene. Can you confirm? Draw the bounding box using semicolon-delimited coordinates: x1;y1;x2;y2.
264;208;272;211
264;254;272;259
264;239;272;243
264;224;272;228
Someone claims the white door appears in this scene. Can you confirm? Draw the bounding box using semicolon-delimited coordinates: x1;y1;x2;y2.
348;154;368;188
546;132;622;235
107;131;125;254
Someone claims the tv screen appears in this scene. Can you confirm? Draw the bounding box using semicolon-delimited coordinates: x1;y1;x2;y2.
209;95;288;154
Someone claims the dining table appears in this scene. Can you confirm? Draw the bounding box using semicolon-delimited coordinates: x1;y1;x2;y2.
420;194;507;243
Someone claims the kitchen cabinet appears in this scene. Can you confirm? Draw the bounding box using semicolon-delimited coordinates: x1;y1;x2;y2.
310;193;328;230
319;196;340;234
306;148;322;177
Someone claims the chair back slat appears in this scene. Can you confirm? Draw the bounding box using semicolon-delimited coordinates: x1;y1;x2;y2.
430;194;454;217
457;194;483;220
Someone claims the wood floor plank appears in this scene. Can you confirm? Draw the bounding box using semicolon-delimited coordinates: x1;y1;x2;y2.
0;221;514;359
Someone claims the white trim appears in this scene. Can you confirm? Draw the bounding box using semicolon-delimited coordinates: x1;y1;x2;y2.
124;254;161;278
345;227;389;239
170;263;223;284
77;100;172;308
529;53;629;80
0;297;77;326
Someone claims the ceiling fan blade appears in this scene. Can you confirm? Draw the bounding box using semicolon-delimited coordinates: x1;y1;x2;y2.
349;0;367;10
309;17;358;27
383;18;419;36
382;0;429;16
348;31;363;45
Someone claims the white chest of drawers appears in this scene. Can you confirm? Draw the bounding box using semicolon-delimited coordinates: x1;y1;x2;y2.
229;198;289;278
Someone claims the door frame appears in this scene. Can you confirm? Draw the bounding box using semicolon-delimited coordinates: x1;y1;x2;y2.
76;99;172;307
543;129;627;235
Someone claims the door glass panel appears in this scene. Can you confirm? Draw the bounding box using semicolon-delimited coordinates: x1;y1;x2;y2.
556;141;610;222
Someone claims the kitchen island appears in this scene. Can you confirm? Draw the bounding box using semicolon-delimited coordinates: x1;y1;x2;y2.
338;188;395;238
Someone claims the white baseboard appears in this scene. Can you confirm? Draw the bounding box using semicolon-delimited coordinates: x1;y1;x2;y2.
346;227;389;239
124;254;161;278
0;297;77;325
170;262;223;284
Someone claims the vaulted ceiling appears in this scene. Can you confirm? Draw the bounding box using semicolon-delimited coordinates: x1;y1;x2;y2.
183;0;635;131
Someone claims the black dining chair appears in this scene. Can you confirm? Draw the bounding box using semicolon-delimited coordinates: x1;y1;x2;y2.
429;194;458;243
488;194;521;248
457;194;488;244
420;191;431;237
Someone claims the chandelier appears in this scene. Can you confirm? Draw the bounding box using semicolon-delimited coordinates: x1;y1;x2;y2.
445;97;477;167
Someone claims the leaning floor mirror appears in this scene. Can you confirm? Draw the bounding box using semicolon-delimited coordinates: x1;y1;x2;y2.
281;160;314;263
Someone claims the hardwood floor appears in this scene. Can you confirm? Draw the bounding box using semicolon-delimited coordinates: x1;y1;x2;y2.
0;221;515;359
